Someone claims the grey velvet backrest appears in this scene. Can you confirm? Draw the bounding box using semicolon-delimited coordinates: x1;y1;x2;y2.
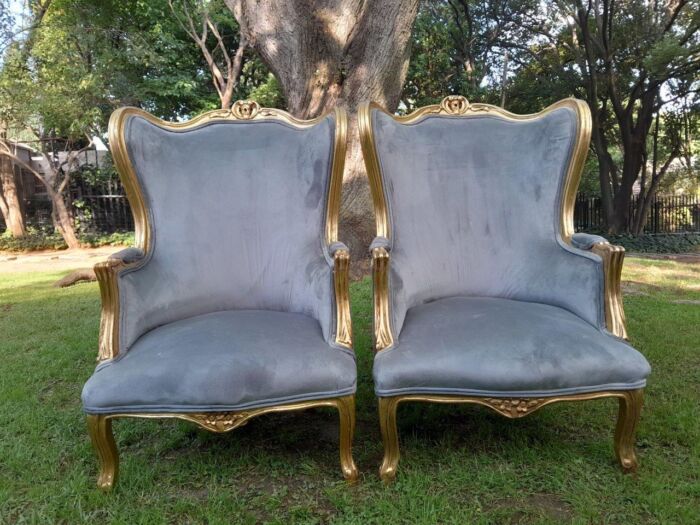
108;102;347;355
360;97;605;345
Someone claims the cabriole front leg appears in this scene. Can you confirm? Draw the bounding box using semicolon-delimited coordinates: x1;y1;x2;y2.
614;389;643;473
336;395;359;482
378;396;400;483
87;415;119;491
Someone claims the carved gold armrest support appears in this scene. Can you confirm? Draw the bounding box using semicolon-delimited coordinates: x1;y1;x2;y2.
333;248;352;348
590;242;628;340
372;247;394;351
94;259;125;363
93;251;144;362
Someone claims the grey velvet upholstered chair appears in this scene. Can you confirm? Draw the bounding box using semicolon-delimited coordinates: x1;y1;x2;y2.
359;95;651;483
81;100;358;490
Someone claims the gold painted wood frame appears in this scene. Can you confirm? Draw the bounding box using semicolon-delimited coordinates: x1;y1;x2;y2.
359;96;641;481
88;396;358;491
88;100;357;490
377;390;643;483
359;95;628;348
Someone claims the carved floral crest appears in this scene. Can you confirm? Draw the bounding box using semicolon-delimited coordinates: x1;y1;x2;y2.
189;412;250;432
485;398;545;418
231;100;261;119
440;95;470;115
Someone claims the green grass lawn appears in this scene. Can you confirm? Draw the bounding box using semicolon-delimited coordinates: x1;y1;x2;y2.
0;257;698;524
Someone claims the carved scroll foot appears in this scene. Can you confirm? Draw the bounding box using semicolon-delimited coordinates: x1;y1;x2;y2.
378;397;400;483
87;415;119;491
614;389;643;473
337;395;359;482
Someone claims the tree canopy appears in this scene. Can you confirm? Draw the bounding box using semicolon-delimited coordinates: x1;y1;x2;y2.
0;0;698;237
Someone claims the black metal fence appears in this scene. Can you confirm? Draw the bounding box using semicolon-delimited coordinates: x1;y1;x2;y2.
574;195;700;234
70;177;134;233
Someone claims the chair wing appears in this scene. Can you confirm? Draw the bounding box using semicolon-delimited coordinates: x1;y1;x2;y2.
360;97;619;348
98;101;350;360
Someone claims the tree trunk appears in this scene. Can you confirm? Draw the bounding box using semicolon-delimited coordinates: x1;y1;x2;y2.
0;155;27;237
226;0;421;259
47;186;80;249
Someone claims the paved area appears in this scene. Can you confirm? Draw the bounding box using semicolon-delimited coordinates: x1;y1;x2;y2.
0;247;126;274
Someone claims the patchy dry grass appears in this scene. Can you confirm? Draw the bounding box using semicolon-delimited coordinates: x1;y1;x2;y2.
0;256;698;524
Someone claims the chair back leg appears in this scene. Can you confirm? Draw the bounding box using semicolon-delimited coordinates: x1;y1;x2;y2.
615;389;644;473
87;415;119;491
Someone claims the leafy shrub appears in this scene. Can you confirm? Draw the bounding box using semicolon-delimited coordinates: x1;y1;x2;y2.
0;229;134;253
593;233;700;254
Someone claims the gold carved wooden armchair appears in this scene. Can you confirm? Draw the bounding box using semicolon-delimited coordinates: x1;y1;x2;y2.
82;101;357;490
359;96;651;482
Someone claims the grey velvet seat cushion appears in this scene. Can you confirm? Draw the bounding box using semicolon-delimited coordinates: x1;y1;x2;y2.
374;296;650;397
83;310;356;414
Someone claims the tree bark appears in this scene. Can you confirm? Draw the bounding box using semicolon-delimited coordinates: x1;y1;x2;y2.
0;155;26;237
47;184;80;249
226;0;421;258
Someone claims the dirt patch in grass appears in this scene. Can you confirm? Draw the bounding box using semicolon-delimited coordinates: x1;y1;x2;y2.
489;493;573;524
0;247;123;274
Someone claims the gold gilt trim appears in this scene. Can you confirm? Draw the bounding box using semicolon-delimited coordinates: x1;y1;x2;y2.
87;395;358;491
378;389;643;483
103;101;349;359
108;100;344;255
371;246;393;351
93;259;124;362
359;96;593;353
91;104;356;490
325;107;347;246
333;248;352;348
359;95;591;245
591;242;628;339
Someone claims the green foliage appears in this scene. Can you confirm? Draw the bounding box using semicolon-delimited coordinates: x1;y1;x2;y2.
245;73;285;109
581;233;700;254
403;0;541;111
0;229;134;252
0;0;277;138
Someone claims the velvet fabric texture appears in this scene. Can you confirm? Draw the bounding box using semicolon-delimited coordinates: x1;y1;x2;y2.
83;310;356;413
118;116;339;354
372;108;605;338
369;106;650;397
373;297;650;397
83;113;355;415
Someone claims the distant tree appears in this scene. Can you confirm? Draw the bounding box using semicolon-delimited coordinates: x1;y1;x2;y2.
514;0;700;233
169;0;247;109
402;0;540;110
0;124;27;237
0;0;264;242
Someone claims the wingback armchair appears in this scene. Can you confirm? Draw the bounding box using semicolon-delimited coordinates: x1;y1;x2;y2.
82;101;358;489
359;96;651;482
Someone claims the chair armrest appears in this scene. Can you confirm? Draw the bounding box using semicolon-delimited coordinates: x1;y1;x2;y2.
571;234;628;339
331;243;352;348
371;240;394;351
108;247;145;264
93;248;146;362
571;233;608;250
370;236;391;252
